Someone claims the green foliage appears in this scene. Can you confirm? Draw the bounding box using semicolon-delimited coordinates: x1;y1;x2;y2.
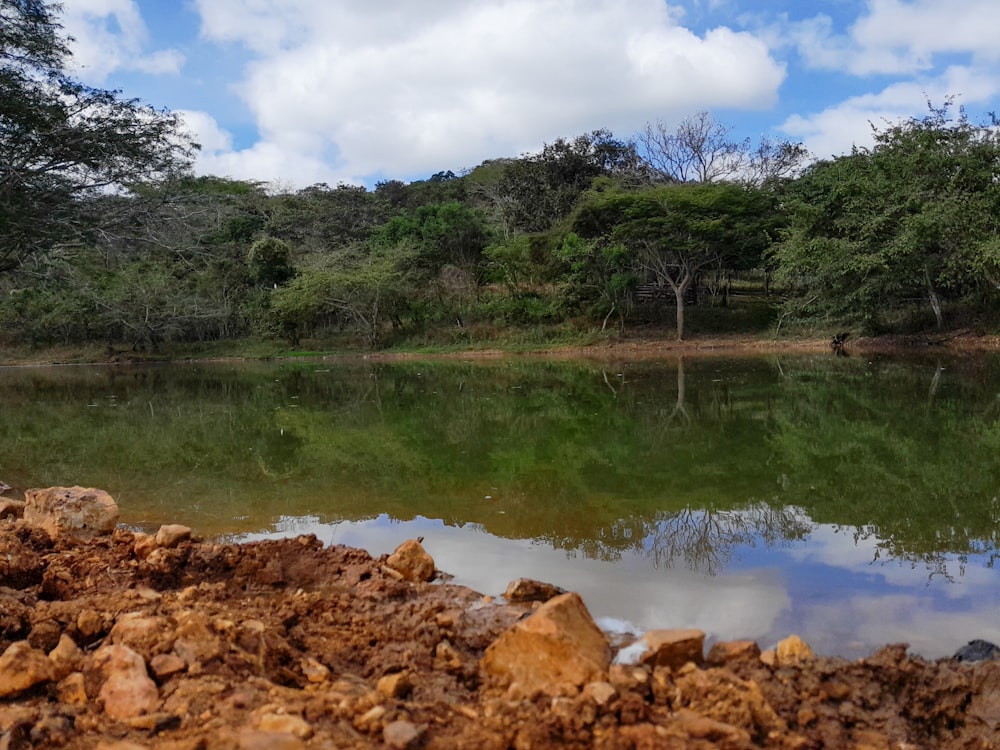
773;102;1000;330
373;201;490;279
0;0;196;274
247;237;294;287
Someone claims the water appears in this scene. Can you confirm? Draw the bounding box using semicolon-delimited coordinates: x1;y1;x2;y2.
2;352;999;658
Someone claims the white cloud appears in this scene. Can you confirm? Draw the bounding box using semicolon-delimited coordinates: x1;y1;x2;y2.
780;65;1000;159
188;0;786;185
61;0;183;82
789;0;1000;76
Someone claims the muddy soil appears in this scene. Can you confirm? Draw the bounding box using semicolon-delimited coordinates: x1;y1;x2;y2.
1;519;999;749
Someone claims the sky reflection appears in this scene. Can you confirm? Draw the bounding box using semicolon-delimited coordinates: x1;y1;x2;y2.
237;509;1000;660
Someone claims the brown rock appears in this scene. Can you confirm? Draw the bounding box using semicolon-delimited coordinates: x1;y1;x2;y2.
23;486;119;540
776;634;815;666
481;591;611;696
133;532;158;560
237;729;306;750
583;680;617;706
377;671;412;699
49;634;84;680
150;653;187;680
385;538;435;582
503;577;566;603
383;720;425;749
57;672;88;704
706;639;762;667
0;498;25;519
256;713;313;739
93;644;159;720
154;524;192;548
108;614;174;659
636;629;705;670
0;641;55;697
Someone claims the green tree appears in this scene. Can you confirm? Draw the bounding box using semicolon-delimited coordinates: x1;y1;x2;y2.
773;102;1000;330
575;182;773;339
0;0;195;274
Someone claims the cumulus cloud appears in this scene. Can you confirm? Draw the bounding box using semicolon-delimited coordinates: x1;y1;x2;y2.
780;65;1000;159
187;0;786;184
789;0;1000;76
61;0;184;82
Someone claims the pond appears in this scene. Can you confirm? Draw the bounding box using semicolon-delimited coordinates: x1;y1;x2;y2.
2;352;999;659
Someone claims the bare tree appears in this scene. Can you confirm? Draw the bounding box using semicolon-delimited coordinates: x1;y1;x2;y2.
634;111;808;187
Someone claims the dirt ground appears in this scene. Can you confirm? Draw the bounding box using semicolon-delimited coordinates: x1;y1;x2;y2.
2;515;1000;750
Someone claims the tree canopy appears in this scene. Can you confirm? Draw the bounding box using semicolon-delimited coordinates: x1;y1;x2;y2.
0;0;195;274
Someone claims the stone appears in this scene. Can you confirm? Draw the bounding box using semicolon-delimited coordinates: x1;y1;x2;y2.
0;498;25;519
93;644;159;720
300;656;329;683
57;672;88;704
480;592;611;695
583;680;617;706
637;629;705;670
150;654;187;680
0;641;55;697
776;634;815;666
237;729;306;750
49;634;84;680
133;532;158;560
503;577;566;603
155;524;192;548
706;639;761;667
23;486;119;540
385;538;435;582
377;671;412;699
256;713;313;739
108;614;174;660
383;720;424;749
954;639;1000;662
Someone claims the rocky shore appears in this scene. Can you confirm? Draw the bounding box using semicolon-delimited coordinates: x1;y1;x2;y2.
2;487;1000;749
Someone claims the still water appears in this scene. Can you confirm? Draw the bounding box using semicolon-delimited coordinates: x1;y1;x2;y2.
2;353;999;659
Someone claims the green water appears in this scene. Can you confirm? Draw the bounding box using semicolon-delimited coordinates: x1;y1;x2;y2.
2;353;999;657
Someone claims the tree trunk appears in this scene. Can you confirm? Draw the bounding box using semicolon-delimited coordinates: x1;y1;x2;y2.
925;268;943;330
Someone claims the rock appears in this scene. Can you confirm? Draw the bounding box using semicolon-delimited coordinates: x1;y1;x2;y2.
256;713;313;739
954;639;1000;662
619;629;704;670
48;634;84;680
237;729;306;750
503;577;566;603
92;644;159;720
154;524;192;548
132;532;158;560
300;656;329;683
0;498;24;519
481;591;610;696
776;634;815;666
385;538;435;582
377;671;412;699
108;614;174;660
23;486;119;540
706;639;761;667
383;720;424;749
57;672;88;704
149;654;186;680
583;681;617;706
0;641;55;697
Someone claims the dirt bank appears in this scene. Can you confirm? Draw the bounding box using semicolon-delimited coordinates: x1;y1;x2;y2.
2;510;1000;749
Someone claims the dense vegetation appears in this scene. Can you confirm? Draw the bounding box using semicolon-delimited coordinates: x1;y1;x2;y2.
3;1;1000;354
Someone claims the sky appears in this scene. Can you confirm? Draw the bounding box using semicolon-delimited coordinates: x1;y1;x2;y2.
56;0;1000;190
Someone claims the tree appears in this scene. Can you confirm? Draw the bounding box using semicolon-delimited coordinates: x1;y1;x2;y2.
575;182;773;339
772;101;1000;330
635;111;807;186
0;0;195;274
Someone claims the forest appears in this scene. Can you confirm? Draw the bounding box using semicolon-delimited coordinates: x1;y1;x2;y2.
3;1;1000;354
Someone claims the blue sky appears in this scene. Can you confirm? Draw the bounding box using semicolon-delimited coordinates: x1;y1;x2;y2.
58;0;1000;189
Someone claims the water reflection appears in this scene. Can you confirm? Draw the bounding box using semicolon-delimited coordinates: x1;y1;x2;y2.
2;353;1000;657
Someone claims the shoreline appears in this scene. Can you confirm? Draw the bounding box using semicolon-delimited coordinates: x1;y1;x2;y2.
1;495;999;748
2;329;999;369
